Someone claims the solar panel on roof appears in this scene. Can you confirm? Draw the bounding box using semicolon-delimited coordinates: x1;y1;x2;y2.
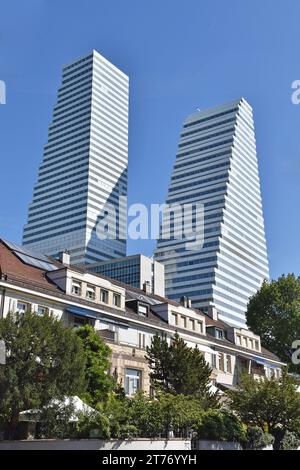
3;239;57;271
15;253;58;271
3;239;50;262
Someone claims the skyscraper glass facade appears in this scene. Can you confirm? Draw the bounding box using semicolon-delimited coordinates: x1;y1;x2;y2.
23;50;129;265
154;98;269;328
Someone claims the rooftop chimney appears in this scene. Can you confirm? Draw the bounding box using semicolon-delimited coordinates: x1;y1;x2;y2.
59;250;70;266
143;281;151;294
180;296;192;308
207;305;218;321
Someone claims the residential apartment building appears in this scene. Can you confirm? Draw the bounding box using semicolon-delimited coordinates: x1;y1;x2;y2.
0;239;283;396
87;254;165;296
154;98;269;328
22;50;129;265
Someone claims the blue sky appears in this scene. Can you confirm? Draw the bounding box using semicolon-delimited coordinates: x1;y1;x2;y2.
0;0;299;279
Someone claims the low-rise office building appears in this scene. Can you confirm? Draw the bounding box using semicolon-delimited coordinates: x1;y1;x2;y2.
87;254;165;297
0;239;284;396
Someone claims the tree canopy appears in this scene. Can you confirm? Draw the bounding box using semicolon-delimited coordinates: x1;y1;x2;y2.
227;371;300;449
0;311;86;439
246;274;300;371
74;325;115;405
146;332;215;404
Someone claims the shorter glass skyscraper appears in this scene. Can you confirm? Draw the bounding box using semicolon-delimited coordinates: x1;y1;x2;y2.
87;254;165;296
154;98;269;328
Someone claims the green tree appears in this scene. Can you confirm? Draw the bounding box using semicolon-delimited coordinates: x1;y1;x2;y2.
75;325;115;406
146;333;216;404
246;274;300;371
245;426;274;450
0;311;86;439
129;391;204;438
227;371;300;449
196;409;247;444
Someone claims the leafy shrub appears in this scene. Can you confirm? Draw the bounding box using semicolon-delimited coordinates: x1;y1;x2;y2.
196;410;247;444
246;426;274;450
128;392;204;438
280;431;300;450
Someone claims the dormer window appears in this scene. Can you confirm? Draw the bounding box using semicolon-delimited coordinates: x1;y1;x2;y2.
172;313;178;326
72;280;82;296
113;293;121;308
86;285;96;301
190;319;195;331
100;289;109;304
255;340;259;351
198;320;203;334
138;304;148;317
215;328;224;340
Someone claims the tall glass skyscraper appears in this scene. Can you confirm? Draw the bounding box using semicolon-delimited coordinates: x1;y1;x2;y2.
23;50;129;265
154;98;269;328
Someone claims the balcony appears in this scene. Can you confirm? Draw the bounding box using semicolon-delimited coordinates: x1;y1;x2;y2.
97;329;117;342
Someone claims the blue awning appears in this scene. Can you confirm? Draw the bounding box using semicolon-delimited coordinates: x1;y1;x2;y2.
66;306;98;320
253;357;278;369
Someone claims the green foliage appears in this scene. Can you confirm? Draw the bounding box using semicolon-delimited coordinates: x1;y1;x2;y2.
228;371;300;448
146;333;216;405
76;410;111;439
246;274;300;371
196;409;247;444
95;392;137;438
37;399;78;439
245;426;274;450
156;393;204;438
128;391;163;438
280;431;300;450
129;392;204;438
75;325;115;405
0;311;86;439
73;392;136;439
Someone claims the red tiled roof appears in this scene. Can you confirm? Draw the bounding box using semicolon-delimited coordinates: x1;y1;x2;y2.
0;241;61;292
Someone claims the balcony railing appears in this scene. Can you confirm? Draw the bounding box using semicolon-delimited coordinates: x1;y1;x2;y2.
97;329;117;341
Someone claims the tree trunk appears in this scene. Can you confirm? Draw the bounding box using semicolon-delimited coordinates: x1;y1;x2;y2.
6;411;19;440
272;428;285;450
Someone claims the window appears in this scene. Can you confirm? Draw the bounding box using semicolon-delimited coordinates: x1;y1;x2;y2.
100;289;109;304
219;353;225;372
236;335;242;346
226;355;232;374
211;354;217;368
73;316;88;328
249;338;254;349
254;340;259;351
125;368;141;397
86;285;96;300
37;305;48;315
182;316;187;328
190;319;195;331
172;313;178;326
17;301;30;313
72;280;82;296
138;304;148;317
243;337;248;348
113;293;121;307
215;328;224;340
198;321;203;334
138;333;146;349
